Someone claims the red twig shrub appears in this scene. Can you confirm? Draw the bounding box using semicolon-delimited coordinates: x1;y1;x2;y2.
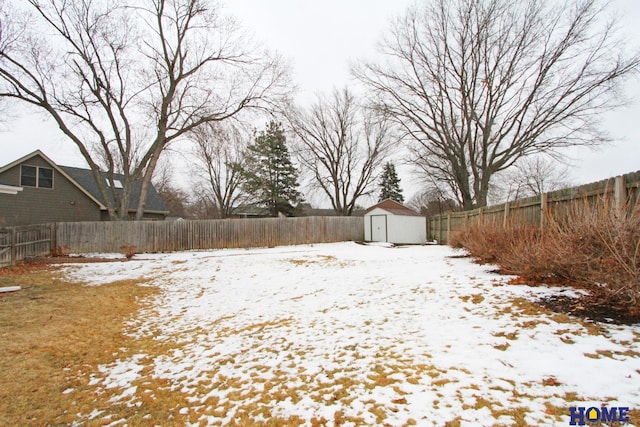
119;245;137;260
451;197;640;317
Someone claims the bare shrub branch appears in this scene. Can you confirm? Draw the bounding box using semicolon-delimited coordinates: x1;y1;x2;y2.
452;196;640;317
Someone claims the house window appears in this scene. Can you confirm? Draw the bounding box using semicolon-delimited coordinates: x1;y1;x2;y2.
20;165;37;187
20;165;54;189
39;167;53;188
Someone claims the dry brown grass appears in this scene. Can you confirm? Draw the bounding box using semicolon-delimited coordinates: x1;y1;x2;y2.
0;264;157;426
285;255;353;269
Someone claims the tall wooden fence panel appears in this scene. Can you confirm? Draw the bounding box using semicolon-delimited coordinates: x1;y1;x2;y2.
0;224;53;266
56;216;364;254
428;170;640;245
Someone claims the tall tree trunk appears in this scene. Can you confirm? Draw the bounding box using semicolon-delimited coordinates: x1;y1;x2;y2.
135;151;161;220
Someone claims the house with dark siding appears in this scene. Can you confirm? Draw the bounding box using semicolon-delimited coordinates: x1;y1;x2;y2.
0;151;168;226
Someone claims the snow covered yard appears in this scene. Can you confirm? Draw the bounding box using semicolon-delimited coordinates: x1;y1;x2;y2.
62;242;640;426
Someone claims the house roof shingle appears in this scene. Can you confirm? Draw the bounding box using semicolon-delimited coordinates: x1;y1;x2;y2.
60;166;168;213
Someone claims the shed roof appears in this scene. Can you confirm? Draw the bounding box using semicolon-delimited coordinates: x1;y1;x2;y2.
364;199;424;217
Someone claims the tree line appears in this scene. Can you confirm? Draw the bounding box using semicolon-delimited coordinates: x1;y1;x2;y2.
155;118;405;219
1;0;637;219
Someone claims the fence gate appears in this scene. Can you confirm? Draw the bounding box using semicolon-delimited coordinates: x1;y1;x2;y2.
0;224;53;267
0;229;10;267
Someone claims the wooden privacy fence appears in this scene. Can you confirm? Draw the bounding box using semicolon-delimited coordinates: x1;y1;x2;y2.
56;216;364;254
428;170;640;245
0;224;54;267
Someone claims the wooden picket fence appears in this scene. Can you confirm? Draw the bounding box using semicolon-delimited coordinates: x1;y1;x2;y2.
428;170;640;245
55;216;364;254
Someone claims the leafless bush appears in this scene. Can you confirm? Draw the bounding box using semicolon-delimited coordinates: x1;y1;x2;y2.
546;199;640;309
51;245;70;257
119;245;137;260
451;197;640;316
450;222;513;264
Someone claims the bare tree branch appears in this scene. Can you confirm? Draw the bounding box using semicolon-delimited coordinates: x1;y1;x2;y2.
354;0;640;209
494;155;573;202
288;88;397;215
189;121;249;218
0;0;292;219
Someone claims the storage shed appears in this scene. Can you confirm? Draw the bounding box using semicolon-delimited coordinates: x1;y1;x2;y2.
364;199;427;244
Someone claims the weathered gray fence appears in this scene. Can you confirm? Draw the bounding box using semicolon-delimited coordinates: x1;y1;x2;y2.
0;224;54;266
56;216;364;254
428;170;640;245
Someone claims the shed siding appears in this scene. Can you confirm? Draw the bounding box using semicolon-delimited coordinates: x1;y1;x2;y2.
365;207;388;217
364;208;389;241
0;155;101;226
387;216;426;244
364;207;426;244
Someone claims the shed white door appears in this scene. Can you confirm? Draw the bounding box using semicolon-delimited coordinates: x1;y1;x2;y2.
370;215;387;242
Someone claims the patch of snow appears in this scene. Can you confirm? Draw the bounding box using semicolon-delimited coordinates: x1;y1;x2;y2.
62;242;640;426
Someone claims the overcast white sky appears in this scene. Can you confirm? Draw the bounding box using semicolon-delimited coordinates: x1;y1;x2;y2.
1;0;639;202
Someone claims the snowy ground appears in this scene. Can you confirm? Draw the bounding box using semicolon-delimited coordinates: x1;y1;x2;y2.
61;242;640;426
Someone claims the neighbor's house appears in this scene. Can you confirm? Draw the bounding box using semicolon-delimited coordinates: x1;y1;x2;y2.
0;150;168;227
364;199;427;244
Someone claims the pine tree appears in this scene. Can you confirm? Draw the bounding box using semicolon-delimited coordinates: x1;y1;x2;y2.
378;162;404;203
242;121;302;217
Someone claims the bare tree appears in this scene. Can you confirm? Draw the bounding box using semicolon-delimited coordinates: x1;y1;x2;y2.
288;89;397;215
152;155;191;218
354;0;640;209
407;190;460;218
0;0;290;220
190;122;249;218
0;0;18;123
0;0;14;55
500;156;572;201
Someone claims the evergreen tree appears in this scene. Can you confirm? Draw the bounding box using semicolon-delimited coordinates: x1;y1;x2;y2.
242;121;302;217
378;162;404;203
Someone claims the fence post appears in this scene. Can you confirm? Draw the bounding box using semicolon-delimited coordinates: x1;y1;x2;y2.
10;227;16;265
540;193;548;229
50;223;56;255
447;213;451;244
503;201;510;226
614;175;626;215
